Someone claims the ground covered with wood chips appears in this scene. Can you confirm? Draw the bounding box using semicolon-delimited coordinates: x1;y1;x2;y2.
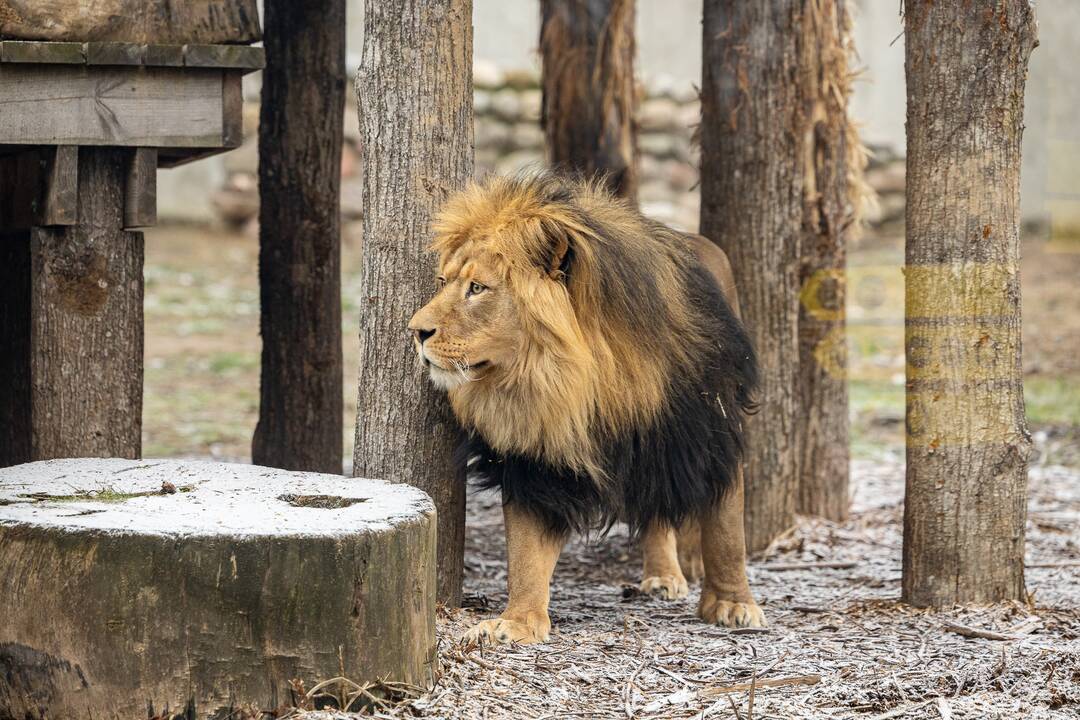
289;458;1079;720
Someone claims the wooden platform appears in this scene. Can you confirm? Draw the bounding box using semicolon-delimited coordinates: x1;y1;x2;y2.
0;41;263;167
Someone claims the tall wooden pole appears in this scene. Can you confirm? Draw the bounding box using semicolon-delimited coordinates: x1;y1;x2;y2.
902;0;1036;607
354;0;474;606
254;0;346;474
540;0;638;199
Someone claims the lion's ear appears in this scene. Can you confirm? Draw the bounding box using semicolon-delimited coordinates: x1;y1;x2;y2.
539;218;573;282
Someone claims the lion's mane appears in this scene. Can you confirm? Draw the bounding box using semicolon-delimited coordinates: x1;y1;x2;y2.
432;171;758;536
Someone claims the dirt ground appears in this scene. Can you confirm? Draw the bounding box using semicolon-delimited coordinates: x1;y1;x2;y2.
289;459;1079;720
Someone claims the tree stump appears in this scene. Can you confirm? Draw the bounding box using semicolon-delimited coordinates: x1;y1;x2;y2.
0;459;436;718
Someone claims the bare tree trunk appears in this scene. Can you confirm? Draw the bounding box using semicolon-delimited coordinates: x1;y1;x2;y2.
795;0;860;522
700;2;804;552
902;0;1036;607
253;0;345;474
355;0;473;607
540;0;637;199
30;149;143;461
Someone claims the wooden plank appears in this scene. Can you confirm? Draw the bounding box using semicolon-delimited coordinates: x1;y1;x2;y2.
86;42;146;66
0;147;78;230
0;1;261;45
39;146;78;226
184;44;265;71
143;44;184;67
0;40;84;64
222;73;244;148
123;148;157;229
0;65;225;149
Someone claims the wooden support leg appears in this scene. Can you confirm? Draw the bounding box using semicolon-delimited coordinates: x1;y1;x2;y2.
0;235;32;467
29;148;143;460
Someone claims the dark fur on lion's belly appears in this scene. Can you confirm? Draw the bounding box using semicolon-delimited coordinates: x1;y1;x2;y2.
464;260;758;537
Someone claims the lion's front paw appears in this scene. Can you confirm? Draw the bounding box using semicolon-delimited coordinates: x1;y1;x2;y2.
640;574;689;600
698;590;766;628
461;615;549;646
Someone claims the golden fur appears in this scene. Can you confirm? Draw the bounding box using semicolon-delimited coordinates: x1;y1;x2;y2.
419;174;706;479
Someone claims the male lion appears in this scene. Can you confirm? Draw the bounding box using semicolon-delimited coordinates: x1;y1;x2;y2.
408;171;765;644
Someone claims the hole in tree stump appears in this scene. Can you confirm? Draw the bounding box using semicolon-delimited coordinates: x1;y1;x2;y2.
277;494;367;509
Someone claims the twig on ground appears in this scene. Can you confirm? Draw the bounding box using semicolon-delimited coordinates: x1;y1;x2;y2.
699;674;822;697
942;621;1019;641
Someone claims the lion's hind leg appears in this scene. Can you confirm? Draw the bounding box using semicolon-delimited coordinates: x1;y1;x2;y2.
697;468;766;628
639;522;690;600
676;518;704;583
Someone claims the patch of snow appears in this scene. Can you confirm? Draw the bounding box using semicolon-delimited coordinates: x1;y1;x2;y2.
0;458;434;539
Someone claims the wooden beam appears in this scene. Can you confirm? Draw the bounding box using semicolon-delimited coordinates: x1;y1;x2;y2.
123;148;157;229
0;147;78;231
0;41;85;64
86;42;146;66
183;44;265;71
0;65;225;148
39;145;78;226
222;73;244;148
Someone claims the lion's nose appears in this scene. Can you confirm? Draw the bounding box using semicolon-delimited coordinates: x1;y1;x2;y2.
415;327;436;344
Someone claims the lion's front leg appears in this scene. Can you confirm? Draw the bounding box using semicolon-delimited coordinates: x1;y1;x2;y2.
698;467;766;628
463;503;564;646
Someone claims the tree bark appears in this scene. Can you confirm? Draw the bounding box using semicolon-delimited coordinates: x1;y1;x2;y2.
700;3;804;552
254;0;345;475
30;148;143;461
540;0;638;199
0;458;437;717
795;0;858;522
354;0;473;607
902;0;1036;608
0;0;261;44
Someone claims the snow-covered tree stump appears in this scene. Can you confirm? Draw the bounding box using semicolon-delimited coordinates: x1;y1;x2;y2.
0;459;436;718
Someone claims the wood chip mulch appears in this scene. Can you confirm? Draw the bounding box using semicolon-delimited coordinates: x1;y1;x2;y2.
297;458;1080;719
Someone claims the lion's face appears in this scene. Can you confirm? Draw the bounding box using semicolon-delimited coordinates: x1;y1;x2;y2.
408;249;524;391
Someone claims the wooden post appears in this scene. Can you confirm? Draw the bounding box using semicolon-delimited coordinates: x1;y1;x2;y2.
355;0;474;606
29;148;143;460
540;0;638;199
794;0;858;522
901;0;1036;607
700;2;804;552
253;0;346;474
0;236;31;467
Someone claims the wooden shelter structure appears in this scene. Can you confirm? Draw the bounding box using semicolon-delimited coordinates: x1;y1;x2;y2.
0;3;263;467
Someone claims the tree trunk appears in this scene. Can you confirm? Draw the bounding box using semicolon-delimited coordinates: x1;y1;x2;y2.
540;0;637;199
700;3;804;552
254;0;345;475
0;458;437;717
0;236;30;467
30;148;143;461
901;0;1036;608
354;0;473;607
795;0;859;522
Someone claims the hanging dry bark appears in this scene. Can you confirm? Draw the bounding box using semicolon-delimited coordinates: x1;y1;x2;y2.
540;0;638;199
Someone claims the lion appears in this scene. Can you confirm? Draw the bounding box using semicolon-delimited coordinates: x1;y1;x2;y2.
408;171;765;644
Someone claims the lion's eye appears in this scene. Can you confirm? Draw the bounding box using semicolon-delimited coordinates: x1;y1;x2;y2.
467;281;487;297
435;276;446;289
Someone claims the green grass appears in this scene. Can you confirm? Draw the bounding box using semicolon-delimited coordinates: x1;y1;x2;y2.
1024;374;1080;426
